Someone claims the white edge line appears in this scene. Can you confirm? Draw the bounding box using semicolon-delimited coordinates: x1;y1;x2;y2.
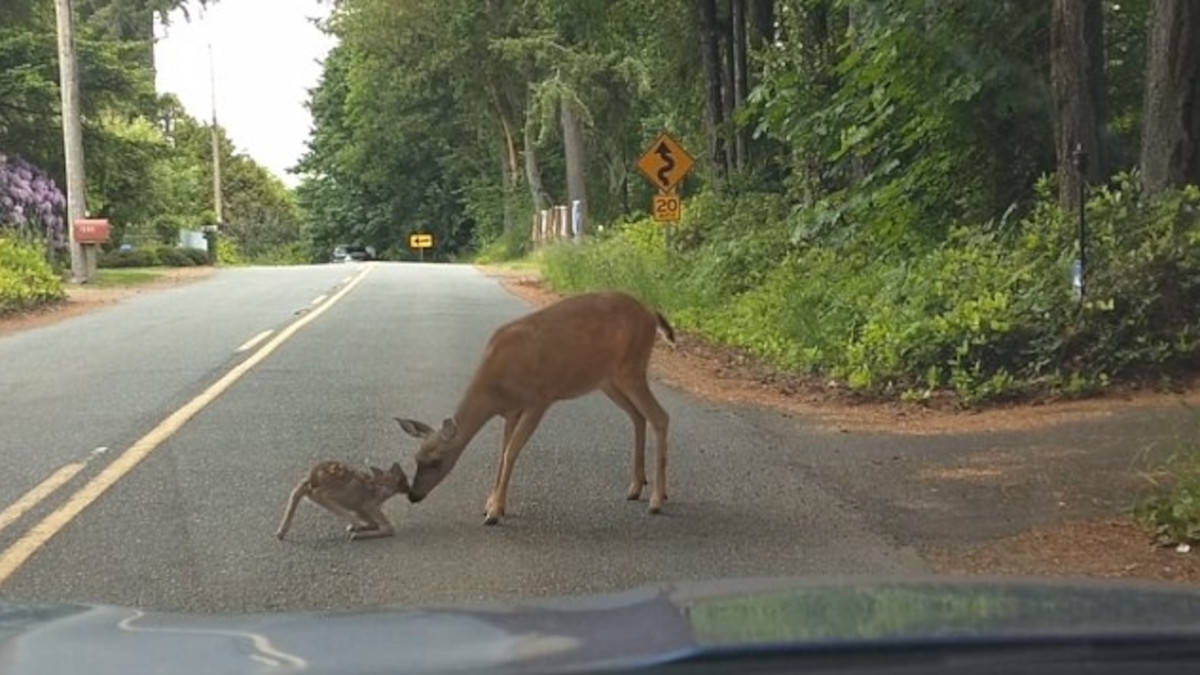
310;294;327;306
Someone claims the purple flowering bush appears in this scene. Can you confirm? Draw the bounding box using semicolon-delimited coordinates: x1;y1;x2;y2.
0;154;66;313
0;153;66;248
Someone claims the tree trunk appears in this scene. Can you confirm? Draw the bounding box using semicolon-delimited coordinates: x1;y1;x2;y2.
1050;0;1107;212
731;0;748;169
560;100;588;234
720;22;736;176
523;111;550;213
749;0;774;47
491;88;521;236
500;140;513;236
697;0;727;185
1139;0;1200;194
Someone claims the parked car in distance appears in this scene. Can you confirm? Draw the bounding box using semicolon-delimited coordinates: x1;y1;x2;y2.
331;245;371;263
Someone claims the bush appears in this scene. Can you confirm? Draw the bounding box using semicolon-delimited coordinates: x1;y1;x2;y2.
215;238;244;265
184;247;211;265
157;247;195;267
247;241;312;265
540;178;1200;405
99;245;211;268
99;247;161;268
0;236;65;314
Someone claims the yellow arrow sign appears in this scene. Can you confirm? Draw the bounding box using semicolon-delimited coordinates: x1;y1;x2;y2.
408;233;433;249
636;132;694;193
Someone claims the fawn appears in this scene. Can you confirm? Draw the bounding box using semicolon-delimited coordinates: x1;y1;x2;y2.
275;460;409;541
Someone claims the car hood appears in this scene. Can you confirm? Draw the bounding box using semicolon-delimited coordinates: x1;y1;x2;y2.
4;576;1200;674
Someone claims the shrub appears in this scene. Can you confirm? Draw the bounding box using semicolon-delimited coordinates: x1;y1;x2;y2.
183;247;211;265
98;247;161;268
0;236;65;314
539;178;1200;405
157;247;195;267
247;241;312;265
215;238;244;265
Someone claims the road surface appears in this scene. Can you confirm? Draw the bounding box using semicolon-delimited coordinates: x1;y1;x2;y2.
2;262;1175;613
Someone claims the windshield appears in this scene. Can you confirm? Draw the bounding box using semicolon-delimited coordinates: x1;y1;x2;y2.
3;0;1200;653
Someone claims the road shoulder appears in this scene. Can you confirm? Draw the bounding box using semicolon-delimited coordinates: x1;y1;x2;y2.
0;266;215;337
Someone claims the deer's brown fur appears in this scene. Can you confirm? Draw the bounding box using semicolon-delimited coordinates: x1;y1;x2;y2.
275;460;409;540
396;291;674;525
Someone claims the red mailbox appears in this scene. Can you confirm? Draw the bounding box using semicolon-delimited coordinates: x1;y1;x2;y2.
74;219;111;245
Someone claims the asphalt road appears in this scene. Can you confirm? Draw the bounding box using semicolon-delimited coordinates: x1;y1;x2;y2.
1;262;929;613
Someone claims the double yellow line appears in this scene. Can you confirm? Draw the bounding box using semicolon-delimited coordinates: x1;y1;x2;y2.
0;264;373;584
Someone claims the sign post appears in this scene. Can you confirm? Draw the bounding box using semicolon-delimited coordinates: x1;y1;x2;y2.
408;233;433;262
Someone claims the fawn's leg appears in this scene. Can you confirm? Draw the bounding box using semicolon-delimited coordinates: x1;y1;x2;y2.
275;480;310;539
349;503;395;540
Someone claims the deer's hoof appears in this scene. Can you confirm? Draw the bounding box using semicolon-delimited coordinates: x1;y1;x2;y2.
274;530;285;540
625;483;643;501
648;496;664;514
483;513;501;526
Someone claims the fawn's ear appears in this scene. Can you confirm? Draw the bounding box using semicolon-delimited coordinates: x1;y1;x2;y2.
369;466;384;479
395;417;435;439
388;462;404;476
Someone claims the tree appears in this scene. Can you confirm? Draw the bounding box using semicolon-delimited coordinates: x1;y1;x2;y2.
1138;0;1200;193
1050;0;1106;211
697;0;727;184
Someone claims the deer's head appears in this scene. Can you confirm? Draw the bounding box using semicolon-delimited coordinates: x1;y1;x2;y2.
395;417;460;502
369;461;410;498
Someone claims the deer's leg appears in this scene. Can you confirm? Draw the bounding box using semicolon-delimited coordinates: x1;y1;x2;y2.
485;405;547;526
274;480;310;539
347;508;380;533
349;504;395;540
603;384;647;500
307;491;371;535
619;378;670;514
486;411;520;516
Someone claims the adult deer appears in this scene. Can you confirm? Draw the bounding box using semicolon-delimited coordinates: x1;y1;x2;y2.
396;291;675;525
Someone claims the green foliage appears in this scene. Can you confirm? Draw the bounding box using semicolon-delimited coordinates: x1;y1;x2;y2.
0;236;64;314
98;245;209;268
247;242;313;266
215;237;245;266
1135;410;1200;546
98;247;160;268
543;181;1200;405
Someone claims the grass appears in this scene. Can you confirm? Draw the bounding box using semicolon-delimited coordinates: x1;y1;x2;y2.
473;251;542;273
89;267;166;287
1134;406;1200;546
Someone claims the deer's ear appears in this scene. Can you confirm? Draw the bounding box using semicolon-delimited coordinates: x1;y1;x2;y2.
389;462;404;475
370;466;384;479
439;417;458;441
395;417;435;439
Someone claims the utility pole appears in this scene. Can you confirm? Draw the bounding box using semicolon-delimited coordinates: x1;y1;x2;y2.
53;0;89;282
208;44;223;227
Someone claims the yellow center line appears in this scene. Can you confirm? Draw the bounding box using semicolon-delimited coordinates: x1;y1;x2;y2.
235;329;274;353
0;264;374;584
0;463;86;536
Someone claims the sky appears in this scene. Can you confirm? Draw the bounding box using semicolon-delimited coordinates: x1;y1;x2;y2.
153;0;337;188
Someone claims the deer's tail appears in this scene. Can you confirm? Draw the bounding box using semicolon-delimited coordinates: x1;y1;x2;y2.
655;311;676;346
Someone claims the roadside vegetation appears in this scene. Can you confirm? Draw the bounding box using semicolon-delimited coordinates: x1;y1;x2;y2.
1136;409;1200;547
298;0;1200;407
